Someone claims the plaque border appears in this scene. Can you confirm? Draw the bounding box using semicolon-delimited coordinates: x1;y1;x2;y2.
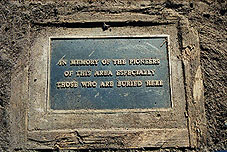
26;25;188;133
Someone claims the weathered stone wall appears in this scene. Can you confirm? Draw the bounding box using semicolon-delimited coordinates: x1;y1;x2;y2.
0;0;226;151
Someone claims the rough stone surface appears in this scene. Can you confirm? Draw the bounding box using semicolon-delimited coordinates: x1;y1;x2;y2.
0;0;226;151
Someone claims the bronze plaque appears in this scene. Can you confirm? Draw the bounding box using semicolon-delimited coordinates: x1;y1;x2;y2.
49;37;171;110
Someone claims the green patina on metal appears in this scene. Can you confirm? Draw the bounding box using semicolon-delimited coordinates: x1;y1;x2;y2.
49;36;171;110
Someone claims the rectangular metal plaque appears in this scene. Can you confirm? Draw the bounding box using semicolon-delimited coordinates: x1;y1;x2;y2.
49;36;171;110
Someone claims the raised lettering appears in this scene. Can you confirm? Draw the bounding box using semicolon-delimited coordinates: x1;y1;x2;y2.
116;69;155;76
81;81;97;88
70;59;99;66
145;80;163;87
112;59;126;65
129;58;160;65
117;80;143;87
94;70;113;77
100;81;114;88
56;81;78;88
76;70;92;77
